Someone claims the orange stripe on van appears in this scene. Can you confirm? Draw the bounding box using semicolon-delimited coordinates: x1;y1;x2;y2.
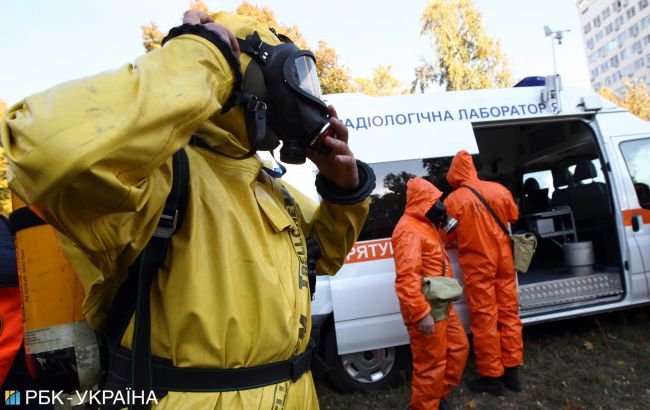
622;208;650;226
345;239;394;264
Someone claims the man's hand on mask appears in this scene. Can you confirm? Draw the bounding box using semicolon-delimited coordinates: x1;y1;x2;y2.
308;105;360;191
182;10;241;57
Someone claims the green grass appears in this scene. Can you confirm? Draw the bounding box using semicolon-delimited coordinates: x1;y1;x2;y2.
316;306;650;410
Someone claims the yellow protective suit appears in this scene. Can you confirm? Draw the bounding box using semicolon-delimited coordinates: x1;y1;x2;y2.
1;11;369;409
443;150;523;378
392;178;469;410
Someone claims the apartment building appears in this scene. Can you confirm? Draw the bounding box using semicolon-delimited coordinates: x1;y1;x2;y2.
577;0;650;92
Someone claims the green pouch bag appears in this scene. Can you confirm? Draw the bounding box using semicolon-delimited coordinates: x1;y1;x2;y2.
511;232;537;273
421;276;463;321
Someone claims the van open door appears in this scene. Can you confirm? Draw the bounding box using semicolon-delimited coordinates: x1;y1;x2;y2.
609;135;650;299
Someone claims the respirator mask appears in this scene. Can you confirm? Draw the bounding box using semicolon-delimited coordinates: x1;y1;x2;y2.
236;31;334;165
426;201;458;234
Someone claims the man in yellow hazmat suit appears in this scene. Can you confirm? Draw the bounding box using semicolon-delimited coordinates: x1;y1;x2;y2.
1;9;374;409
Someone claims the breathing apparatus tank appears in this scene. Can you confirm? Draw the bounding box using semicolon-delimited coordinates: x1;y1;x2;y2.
10;195;103;395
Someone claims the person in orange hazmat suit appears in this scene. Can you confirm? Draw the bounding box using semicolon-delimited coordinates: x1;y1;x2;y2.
1;9;375;409
392;177;469;410
443;150;523;396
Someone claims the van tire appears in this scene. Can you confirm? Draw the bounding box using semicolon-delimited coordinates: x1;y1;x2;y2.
321;324;409;393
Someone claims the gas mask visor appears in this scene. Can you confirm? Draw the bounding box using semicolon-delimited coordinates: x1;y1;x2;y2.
279;50;334;163
238;32;333;165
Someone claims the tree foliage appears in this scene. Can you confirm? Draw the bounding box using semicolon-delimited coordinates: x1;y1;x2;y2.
0;99;11;215
141;1;352;93
599;80;650;121
413;0;512;92
354;65;406;96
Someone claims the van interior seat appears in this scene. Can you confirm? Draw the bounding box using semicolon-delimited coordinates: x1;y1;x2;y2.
571;160;615;264
523;177;551;214
572;160;609;224
551;168;574;210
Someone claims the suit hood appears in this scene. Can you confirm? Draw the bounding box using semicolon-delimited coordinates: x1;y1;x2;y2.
198;12;283;157
405;177;442;220
447;150;478;188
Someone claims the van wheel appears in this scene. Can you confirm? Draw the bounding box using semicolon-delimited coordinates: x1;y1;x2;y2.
321;325;408;393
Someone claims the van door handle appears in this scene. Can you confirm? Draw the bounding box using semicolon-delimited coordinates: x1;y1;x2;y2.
632;214;641;232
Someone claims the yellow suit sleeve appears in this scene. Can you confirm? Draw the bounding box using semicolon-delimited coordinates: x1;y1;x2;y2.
285;183;370;276
1;34;234;274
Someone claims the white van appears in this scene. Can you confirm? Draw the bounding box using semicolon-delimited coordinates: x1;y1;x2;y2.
303;76;650;393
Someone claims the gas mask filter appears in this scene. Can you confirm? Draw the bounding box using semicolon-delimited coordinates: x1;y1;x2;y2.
426;201;458;234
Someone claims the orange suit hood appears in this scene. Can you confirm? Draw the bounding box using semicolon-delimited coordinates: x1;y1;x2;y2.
447;150;478;188
405;177;443;221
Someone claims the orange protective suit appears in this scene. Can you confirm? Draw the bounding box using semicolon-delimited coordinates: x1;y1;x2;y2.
392;177;469;410
443;150;523;378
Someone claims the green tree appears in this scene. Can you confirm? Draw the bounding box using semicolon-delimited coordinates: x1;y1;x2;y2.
600;80;650;121
354;65;407;96
413;0;512;92
141;1;352;93
0;99;11;215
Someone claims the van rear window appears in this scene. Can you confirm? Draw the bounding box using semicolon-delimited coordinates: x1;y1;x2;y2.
359;156;454;241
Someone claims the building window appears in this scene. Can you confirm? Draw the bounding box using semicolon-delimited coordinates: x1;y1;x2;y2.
601;61;610;72
609;39;618;51
611;55;620;66
634;57;645;69
627;6;636;19
613;0;622;11
598;45;608;57
632;40;643;54
615;15;625;30
640;0;649;10
618;31;629;46
606;22;614;34
629;23;640;37
592;68;600;79
594;16;602;27
641;15;650;29
620;47;630;60
584;22;592;34
646;54;650;65
596;30;605;42
603;6;612;18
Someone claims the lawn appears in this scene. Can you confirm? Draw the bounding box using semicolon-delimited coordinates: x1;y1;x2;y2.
315;305;650;410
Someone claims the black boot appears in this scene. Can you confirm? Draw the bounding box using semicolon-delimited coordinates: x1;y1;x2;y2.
502;366;522;392
467;376;505;396
439;398;449;410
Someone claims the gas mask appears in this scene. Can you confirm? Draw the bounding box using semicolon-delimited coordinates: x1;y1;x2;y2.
426;201;458;234
236;32;334;164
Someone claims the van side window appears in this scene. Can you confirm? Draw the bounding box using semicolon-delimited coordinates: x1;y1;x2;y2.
620;138;650;209
359;156;454;241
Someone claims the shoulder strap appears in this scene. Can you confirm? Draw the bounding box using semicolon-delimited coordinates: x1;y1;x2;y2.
460;184;509;236
105;148;190;399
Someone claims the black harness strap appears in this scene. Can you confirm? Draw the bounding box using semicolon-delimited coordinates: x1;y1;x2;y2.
109;346;313;392
104;149;189;409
